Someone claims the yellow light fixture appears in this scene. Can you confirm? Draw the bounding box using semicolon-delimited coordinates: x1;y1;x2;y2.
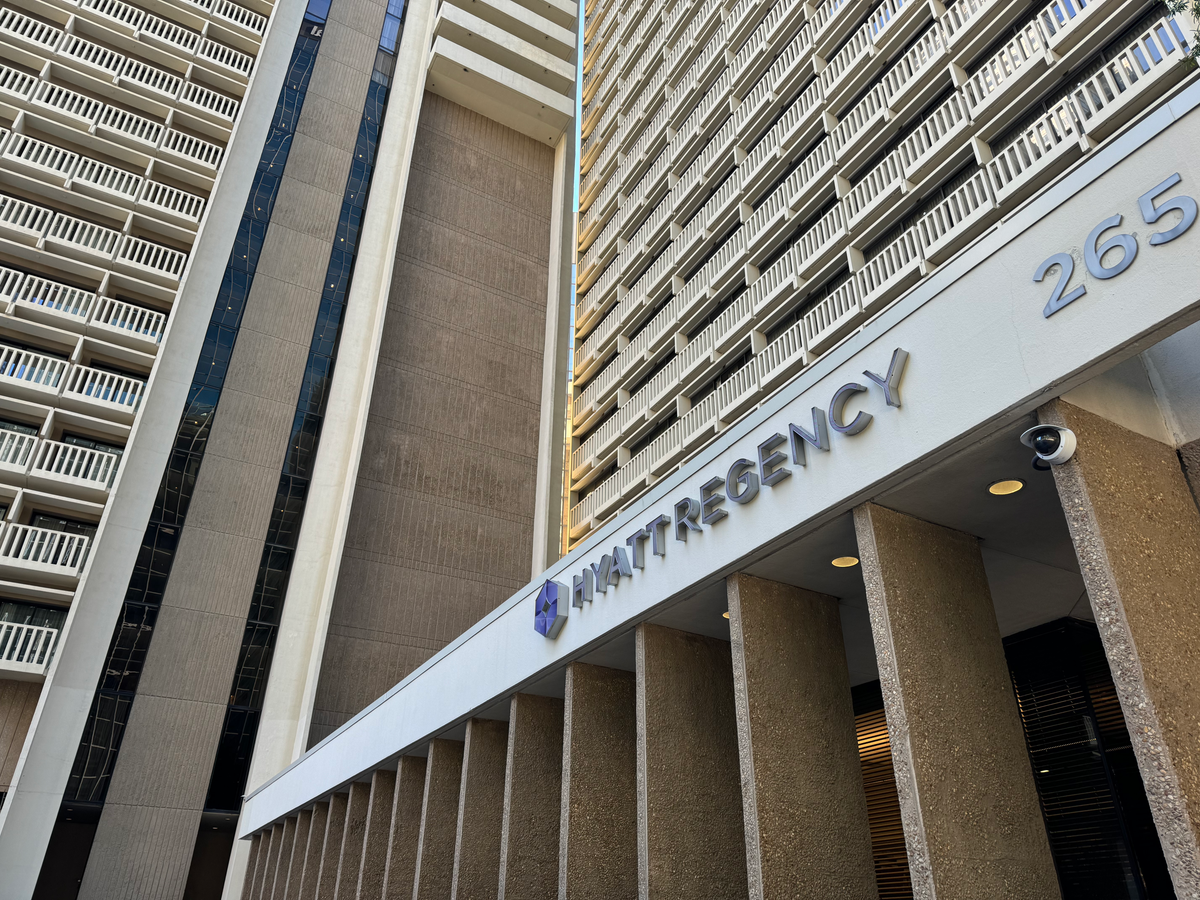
722;611;731;619
988;479;1025;496
832;556;859;568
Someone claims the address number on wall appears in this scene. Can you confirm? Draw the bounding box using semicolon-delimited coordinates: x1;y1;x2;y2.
1034;173;1197;318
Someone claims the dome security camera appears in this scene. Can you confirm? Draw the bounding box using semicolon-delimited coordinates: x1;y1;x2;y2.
1020;425;1077;470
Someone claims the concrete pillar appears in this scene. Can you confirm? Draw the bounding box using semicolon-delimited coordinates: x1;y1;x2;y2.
853;502;1060;900
283;808;313;900
1042;398;1200;894
335;782;372;899
315;793;350;900
726;573;879;900
634;623;747;900
269;817;299;900
498;694;564;900
356;769;396;899
297;800;330;900
559;662;637;900
452;719;510;900
241;832;263;900
383;756;427;900
414;739;465;899
258;824;284;900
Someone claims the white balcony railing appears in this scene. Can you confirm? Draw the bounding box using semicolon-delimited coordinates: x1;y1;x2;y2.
986;100;1083;204
62;365;146;415
116;236;189;283
30;439;119;491
914;169;996;261
804;277;863;353
0;525;89;578
857;226;924;312
0;8;62;52
0;623;58;677
92;297;168;344
2;133;78;185
12;273;97;324
756;318;806;388
961;21;1048;123
0;344;68;394
0;430;37;475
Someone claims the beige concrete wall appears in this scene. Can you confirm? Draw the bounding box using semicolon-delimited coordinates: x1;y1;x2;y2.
307;92;556;745
73;0;391;894
0;681;39;793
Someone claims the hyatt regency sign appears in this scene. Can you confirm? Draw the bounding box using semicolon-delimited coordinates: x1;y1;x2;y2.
535;347;910;638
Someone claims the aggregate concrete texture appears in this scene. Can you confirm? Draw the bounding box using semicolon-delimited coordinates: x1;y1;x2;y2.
853;502;1061;900
635;623;748;900
726;573;878;900
1043;399;1200;897
383;756;427;900
356;769;397;899
453;718;510;900
415;739;465;899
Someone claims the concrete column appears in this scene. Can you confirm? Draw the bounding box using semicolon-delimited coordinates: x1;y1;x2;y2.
1042;399;1200;894
241;832;263;900
383;756;426;900
726;573;878;900
315;793;350;900
283;808;313;900
853;502;1060;900
258;824;284;900
452;719;510;900
335;782;371;899
357;768;396;899
559;662;638;900
414;739;464;899
297;800;330;900
634;623;747;900
498;694;564;900
269;817;298;900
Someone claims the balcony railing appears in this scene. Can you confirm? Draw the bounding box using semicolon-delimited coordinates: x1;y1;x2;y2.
29;439;118;492
62;365;146;416
857;226;923;313
12;272;98;324
92;296;168;345
986;100;1083;204
0;525;89;580
0;344;68;395
0;623;58;678
914;169;996;262
804;277;863;353
0;430;37;475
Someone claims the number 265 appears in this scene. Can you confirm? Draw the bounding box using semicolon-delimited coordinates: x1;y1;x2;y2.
1035;173;1197;318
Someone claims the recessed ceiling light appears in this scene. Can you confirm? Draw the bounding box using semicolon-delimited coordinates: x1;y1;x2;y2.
988;479;1025;496
722;610;730;619
832;556;859;568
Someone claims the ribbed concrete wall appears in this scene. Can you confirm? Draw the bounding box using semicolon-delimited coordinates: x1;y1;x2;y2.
74;0;390;894
308;92;555;745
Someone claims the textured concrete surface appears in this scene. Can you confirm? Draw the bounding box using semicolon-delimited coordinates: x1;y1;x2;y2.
316;793;350;900
0;680;38;791
415;739;465;899
453;719;510;900
268;816;298;899
298;800;330;900
309;91;556;746
283;807;312;899
726;574;878;900
634;624;747;900
383;756;427;900
74;0;392;894
1043;399;1200;896
242;833;262;900
258;823;283;900
560;662;637;900
335;782;372;899
854;502;1060;900
356;770;396;898
498;694;564;900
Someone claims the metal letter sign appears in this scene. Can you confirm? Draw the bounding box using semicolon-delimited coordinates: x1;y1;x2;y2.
534;580;569;638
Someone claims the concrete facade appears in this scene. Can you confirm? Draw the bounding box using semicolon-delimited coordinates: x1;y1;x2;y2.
452;718;510;900
307;92;557;746
414;738;465;899
383;757;427;900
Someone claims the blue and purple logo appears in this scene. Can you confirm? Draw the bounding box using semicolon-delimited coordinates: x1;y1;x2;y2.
534;579;569;639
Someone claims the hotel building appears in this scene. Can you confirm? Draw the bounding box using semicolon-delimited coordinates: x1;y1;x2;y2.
0;0;577;890
227;0;1200;898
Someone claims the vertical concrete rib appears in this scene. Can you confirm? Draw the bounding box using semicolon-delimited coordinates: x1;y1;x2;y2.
854;502;1061;900
242;832;263;900
335;782;372;899
1042;399;1200;895
498;694;564;900
635;623;748;900
452;719;510;900
316;793;350;900
258;825;283;900
269;817;299;900
298;800;330;900
414;739;465;899
283;808;314;900
383;757;427;900
559;662;637;900
727;574;879;900
357;769;397;899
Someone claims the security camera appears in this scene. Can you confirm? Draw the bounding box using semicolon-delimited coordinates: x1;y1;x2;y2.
1020;425;1076;470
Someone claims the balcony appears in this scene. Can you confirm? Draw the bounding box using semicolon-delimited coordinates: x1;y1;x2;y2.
90;297;168;350
749;246;802;323
27;439;118;500
830;81;894;176
42;213;122;265
744;187;793;258
717;357;760;421
794;203;847;283
776;79;825;154
682;389;720;450
803;277;863;354
138;181;206;226
61;365;146;421
756;317;806;390
0;525;89;585
767;21;815;101
115;235;189;284
939;0;1029;66
2;133;79;186
819;22;878;113
72;157;145;206
97;107;165;152
865;0;929;59
1066;15;1192;142
0;194;53;245
881;22;948;120
896;89;974;186
10;272;97;328
843;148;909;243
784;136;836;222
0;622;58;681
160;129;224;171
986;99;1085;207
961;21;1050;137
856;226;924;314
0;430;37;479
914;168;996;263
647;416;686;477
0;344;68;401
0;9;63;54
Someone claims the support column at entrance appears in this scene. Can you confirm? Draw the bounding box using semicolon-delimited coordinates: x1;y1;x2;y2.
635;623;747;900
559;662;637;900
853;502;1060;899
357;768;396;898
1042;399;1200;895
414;739;464;899
726;574;878;900
383;756;426;900
452;718;509;900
